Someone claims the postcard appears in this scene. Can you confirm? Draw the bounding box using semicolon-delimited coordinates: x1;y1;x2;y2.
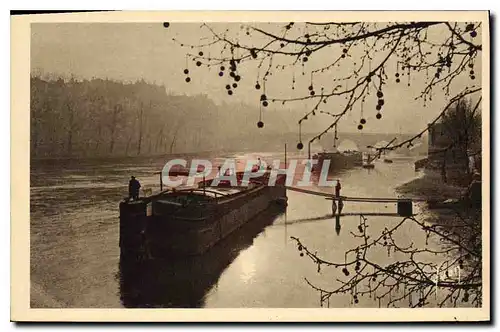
11;10;490;322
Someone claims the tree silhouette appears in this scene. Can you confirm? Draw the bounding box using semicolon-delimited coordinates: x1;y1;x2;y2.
174;21;484;308
175;21;482;153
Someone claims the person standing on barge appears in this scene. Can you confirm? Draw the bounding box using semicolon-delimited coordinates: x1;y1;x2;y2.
129;176;141;200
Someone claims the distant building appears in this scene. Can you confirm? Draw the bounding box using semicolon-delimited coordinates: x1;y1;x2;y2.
427;121;481;184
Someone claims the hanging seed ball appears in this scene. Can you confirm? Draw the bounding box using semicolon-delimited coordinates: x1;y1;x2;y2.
298;245;303;251
225;84;230;90
260;94;267;101
366;77;372;82
183;69;189;74
395;73;400;77
263;101;269;107
303;57;308;62
378;99;385;106
257;121;264;128
376;113;382;119
185;77;191;83
300;252;304;257
358;124;363;130
196;61;202;67
255;83;261;90
435;73;440;79
396;78;401;83
470;70;475;75
220;66;225;71
377;91;383;98
308;85;313;91
342;48;348;54
198;51;204;56
163;22;170;28
376;104;382;111
354;298;359;304
304;33;310;38
305;49;312;57
229;72;235;78
228;90;233;95
341;54;346;58
468;63;474;68
470;31;477;38
471;75;476;80
232;83;237;88
280;43;285;48
297;142;304;150
218;71;224;77
360;118;366;124
310;90;315;96
235;75;241;82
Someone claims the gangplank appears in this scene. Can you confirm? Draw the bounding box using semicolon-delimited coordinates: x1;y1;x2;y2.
284;186;422;217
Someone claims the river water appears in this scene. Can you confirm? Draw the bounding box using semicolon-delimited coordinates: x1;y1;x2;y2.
30;152;449;308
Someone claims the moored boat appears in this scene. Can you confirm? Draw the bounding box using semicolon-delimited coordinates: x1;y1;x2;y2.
362;162;375;169
312;148;363;172
119;169;287;258
119;204;285;307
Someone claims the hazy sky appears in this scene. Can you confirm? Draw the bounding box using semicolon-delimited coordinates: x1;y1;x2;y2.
31;22;482;135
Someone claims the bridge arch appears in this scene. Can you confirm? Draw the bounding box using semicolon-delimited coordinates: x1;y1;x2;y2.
337;139;359;152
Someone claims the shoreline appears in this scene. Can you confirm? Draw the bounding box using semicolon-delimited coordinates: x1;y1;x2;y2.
396;169;480;243
396;171;466;202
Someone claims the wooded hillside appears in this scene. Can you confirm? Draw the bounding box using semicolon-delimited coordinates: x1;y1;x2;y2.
30;76;305;158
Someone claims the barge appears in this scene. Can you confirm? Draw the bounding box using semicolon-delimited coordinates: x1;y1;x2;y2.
119;204;285;307
311;148;363;173
119;169;287;258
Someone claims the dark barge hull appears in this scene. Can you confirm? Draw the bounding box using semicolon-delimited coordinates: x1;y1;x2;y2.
119;204;285;308
119;184;286;257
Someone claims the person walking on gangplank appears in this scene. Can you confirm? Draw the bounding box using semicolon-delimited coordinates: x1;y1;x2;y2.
334;180;344;215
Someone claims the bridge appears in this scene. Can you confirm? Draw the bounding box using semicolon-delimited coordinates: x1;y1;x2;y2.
311;132;418;153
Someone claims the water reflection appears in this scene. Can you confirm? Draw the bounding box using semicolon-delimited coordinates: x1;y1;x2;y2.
335;215;341;235
118;205;285;308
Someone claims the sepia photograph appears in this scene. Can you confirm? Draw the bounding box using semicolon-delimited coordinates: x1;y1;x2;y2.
10;10;490;322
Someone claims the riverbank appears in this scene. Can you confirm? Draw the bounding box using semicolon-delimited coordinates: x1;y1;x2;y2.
396;172;466;201
396;171;481;251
